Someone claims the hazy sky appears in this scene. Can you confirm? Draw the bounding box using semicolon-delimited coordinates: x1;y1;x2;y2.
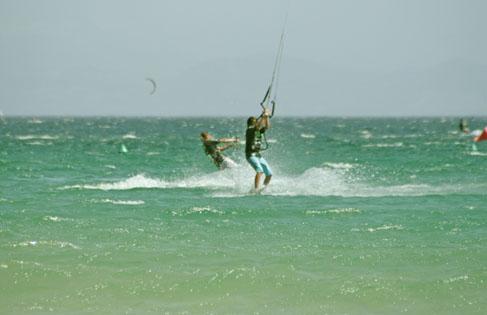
1;0;486;116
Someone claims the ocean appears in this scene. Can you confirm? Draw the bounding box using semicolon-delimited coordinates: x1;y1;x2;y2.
1;117;486;314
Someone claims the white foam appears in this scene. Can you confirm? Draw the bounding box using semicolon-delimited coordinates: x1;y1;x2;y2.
66;174;167;190
122;133;138;139
27;141;53;146
360;130;373;139
300;133;316;139
16;135;59;140
63;165;471;198
323;162;355;170
43;216;73;222
443;275;468;284
468;151;487;156
65;167;247;191
306;208;360;215
367;224;404;233
403;134;422;138
188;206;224;214
98;199;145;205
15;240;80;250
363;142;403;148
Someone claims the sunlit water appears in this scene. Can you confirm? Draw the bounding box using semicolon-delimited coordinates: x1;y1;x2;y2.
1;117;486;314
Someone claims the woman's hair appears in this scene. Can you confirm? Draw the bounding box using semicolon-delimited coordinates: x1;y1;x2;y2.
247;116;256;127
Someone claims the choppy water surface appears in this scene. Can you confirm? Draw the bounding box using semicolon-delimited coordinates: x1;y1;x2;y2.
1;117;486;314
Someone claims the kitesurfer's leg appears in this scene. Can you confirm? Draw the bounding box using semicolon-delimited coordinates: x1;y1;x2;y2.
263;175;272;186
259;157;273;187
247;155;265;189
255;172;263;189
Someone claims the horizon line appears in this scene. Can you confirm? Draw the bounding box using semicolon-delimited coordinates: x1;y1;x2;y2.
1;114;486;119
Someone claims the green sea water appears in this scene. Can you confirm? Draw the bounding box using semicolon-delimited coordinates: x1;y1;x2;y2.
1;117;487;314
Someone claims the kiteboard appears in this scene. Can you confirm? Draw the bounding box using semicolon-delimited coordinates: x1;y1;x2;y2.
248;186;266;195
221;157;238;169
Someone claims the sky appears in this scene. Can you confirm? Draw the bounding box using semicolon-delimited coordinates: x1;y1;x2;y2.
1;0;486;116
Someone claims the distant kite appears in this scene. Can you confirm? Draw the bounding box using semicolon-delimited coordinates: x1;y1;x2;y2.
146;78;157;95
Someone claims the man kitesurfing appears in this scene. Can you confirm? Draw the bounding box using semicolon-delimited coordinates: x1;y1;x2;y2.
200;132;239;170
246;20;285;192
459;118;469;134
459;118;487;142
246;109;273;191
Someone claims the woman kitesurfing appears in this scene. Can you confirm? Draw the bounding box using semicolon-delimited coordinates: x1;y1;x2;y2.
245;21;286;192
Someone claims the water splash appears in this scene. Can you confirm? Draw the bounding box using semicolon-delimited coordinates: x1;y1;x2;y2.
61;163;471;198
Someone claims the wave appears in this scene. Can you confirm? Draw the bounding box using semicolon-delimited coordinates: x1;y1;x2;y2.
362;142;403;148
65;175;167;190
366;224;404;233
13;240;80;250
187;206;223;214
468;151;487;156
443;275;469;284
122;133;138;139
360;130;373;139
305;208;360;215
62;164;471;198
300;133;316;139
43;216;73;222
27;141;53;146
95;199;145;205
322;162;355;170
15;135;59;140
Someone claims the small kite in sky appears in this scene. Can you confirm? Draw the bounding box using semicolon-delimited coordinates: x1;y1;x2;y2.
146;78;157;95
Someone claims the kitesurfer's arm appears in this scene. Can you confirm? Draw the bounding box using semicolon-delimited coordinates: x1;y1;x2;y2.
218;137;240;143
218;143;235;152
257;109;271;131
218;137;239;151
